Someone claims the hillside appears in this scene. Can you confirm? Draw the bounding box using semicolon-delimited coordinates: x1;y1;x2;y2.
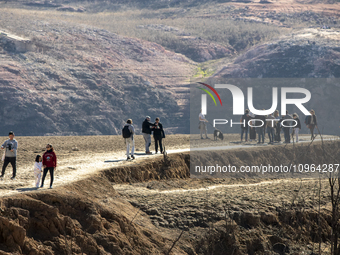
0;0;339;135
215;28;340;78
0;10;194;135
1;1;340;254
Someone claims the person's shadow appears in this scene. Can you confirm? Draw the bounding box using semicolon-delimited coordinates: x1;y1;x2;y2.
134;152;148;155
230;141;243;144
104;159;129;163
16;187;39;192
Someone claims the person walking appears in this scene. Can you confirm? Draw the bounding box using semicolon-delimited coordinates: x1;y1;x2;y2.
248;112;256;142
33;155;43;188
266;113;275;144
0;131;18;180
199;109;209;139
240;109;250;142
292;113;302;142
123;119;135;160
41;144;57;189
282;111;293;143
255;114;266;144
153;117;165;154
305;109;318;140
142;116;156;154
274;110;281;142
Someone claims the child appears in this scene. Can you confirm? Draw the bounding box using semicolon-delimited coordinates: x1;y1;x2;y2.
34;155;42;188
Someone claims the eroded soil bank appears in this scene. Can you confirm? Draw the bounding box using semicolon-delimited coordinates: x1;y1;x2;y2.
1;140;340;254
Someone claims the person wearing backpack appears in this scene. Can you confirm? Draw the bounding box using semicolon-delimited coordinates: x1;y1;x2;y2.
123;119;135;160
153;117;165;154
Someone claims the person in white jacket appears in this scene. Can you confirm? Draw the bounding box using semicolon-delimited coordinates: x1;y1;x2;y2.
33;155;43;188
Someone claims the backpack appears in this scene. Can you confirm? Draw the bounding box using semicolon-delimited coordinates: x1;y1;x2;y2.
122;126;132;138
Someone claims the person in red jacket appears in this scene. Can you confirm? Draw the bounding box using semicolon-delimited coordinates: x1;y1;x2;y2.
41;144;57;189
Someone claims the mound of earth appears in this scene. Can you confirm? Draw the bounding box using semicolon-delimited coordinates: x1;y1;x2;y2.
215;28;340;78
0;176;193;255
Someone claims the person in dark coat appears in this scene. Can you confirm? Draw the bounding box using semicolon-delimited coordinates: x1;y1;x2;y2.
274;110;281;142
248;112;256;142
282;111;293;143
304;109;318;140
240;109;250;142
153;117;165;154
255;114;266;144
142;116;157;154
266;113;275;144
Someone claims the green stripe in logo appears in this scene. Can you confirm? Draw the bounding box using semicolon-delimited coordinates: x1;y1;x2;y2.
198;87;217;106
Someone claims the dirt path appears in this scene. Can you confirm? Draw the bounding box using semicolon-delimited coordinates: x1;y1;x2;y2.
0;134;337;197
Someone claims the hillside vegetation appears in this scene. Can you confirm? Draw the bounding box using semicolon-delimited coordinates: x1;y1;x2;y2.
0;0;339;135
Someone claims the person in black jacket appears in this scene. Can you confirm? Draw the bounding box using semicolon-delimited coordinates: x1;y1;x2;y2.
153;117;165;154
142;116;157;154
282;111;293;143
292;113;301;142
304;109;318;140
274;110;281;142
248;112;256;142
254;114;266;144
240;109;250;142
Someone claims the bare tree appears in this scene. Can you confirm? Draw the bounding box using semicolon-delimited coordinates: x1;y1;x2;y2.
329;175;340;255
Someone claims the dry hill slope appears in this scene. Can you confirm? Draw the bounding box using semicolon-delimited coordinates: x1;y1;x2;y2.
0;11;194;135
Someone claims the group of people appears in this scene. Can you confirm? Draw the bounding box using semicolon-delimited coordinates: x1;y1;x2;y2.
0;111;318;187
198;108;318;144
240;109;318;144
123;116;165;160
0;117;166;188
0;131;57;189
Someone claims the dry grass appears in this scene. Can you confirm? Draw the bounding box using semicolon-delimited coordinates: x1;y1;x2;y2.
0;7;288;56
